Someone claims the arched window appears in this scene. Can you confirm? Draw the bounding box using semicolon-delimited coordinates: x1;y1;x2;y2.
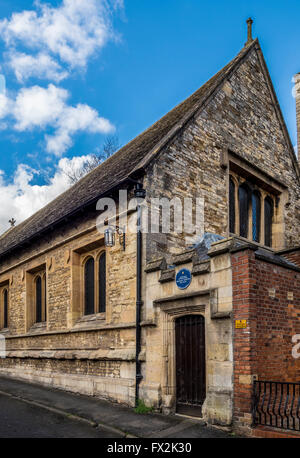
229;177;236;233
99;252;106;313
35;276;42;323
84;258;95;315
264;197;273;247
3;289;8;329
239;183;250;238
252;191;261;243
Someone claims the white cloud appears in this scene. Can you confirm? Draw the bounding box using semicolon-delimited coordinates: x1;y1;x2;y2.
0;93;12;118
0;2;119;155
0;0;123;82
8;52;68;83
0;83;114;155
0;75;6;94
0;155;92;233
0;1;121;232
13;84;68;130
46;103;114;155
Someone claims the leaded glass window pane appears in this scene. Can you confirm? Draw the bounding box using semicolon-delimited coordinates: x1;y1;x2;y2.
44;275;47;322
99;253;106;313
84;258;95;315
252;191;261;243
239;184;250;238
229;178;236;233
3;289;8;329
36;276;42;323
264;197;273;247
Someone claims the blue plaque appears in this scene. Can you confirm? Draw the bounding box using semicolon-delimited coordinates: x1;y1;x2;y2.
176;268;192;290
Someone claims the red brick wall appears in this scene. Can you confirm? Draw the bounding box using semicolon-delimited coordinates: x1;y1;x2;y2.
232;248;300;433
255;259;300;381
232;249;258;433
252;426;300;438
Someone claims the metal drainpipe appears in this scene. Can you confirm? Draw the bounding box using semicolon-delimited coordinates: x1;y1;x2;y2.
134;183;145;407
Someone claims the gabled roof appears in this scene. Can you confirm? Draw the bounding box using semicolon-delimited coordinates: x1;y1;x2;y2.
0;39;298;258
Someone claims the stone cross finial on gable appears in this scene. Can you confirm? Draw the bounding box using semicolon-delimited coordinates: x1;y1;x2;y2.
245;18;254;46
9;218;16;227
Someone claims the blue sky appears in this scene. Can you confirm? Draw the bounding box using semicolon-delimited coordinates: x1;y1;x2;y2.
0;0;299;231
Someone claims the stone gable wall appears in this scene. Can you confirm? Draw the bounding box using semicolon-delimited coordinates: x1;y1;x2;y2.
145;48;300;262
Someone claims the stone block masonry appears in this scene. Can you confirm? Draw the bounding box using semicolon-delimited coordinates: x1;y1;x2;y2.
145;47;300;263
0;36;299;427
0;210;140;407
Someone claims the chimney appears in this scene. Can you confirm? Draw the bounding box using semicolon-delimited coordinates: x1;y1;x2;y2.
295;73;300;159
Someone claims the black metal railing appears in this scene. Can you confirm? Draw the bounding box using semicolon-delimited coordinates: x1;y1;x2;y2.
252;381;300;431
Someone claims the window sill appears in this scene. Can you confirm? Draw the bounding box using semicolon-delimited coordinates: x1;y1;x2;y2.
229;233;274;251
73;313;106;330
28;322;47;334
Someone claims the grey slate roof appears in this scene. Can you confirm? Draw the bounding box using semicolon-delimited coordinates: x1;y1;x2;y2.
0;39;282;257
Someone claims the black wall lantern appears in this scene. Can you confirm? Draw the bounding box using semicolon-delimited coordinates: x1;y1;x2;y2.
104;225;126;250
134;183;146;199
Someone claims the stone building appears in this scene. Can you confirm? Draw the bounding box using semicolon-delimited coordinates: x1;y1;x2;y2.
0;21;299;436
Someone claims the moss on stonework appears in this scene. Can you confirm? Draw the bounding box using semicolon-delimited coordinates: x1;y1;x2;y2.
134;400;154;414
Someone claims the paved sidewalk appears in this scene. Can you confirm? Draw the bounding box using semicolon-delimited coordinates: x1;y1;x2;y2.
0;376;235;438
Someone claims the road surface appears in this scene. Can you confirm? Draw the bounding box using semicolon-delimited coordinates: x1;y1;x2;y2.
0;393;122;438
